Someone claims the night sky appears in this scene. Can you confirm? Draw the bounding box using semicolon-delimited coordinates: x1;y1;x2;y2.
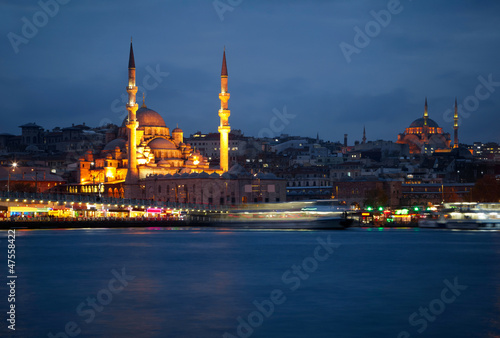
1;0;500;144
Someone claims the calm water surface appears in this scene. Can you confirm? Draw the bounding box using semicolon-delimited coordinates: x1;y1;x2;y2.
3;227;500;338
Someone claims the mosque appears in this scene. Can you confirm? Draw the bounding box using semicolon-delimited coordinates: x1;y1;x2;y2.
72;41;286;204
396;98;459;154
73;42;222;198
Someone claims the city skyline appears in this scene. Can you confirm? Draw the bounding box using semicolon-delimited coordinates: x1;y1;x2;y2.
2;1;500;144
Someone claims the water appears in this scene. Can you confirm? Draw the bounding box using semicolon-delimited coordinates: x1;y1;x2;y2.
3;227;500;338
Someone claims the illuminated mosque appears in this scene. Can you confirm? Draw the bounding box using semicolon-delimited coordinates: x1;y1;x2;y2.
74;41;223;198
396;98;459;154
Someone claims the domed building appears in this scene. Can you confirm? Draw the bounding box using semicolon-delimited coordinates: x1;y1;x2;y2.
396;99;453;154
74;44;211;198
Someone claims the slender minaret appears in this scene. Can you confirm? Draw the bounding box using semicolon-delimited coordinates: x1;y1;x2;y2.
362;126;366;144
124;39;139;195
218;48;231;172
453;98;459;149
423;97;429;127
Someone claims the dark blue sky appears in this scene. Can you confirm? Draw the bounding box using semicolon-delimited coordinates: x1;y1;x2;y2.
1;0;499;144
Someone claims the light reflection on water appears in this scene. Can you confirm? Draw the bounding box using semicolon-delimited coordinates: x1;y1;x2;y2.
8;228;500;337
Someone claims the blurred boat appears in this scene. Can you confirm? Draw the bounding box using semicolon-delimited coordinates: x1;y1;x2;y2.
418;209;443;228
422;203;500;230
203;200;353;229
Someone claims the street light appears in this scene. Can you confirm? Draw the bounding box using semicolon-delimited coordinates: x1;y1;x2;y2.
7;162;17;195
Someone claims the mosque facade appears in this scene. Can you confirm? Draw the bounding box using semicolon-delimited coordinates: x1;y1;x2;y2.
73;42;218;198
396;98;459;154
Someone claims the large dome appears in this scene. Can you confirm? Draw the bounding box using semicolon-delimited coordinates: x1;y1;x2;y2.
121;107;166;128
409;118;439;128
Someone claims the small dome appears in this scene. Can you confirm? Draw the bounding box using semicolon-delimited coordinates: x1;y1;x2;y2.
148;138;177;150
409;118;439;128
228;164;250;175
198;172;210;178
172;127;182;133
121;107;166;128
25;145;40;152
104;138;127;151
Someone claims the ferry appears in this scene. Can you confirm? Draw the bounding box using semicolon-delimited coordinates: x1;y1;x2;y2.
421;203;500;230
197;200;353;229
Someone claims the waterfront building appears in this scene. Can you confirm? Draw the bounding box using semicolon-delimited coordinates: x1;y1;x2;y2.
400;182;474;205
0;166;65;193
277;166;332;201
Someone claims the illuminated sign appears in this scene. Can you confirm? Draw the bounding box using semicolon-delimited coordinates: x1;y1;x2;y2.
147;208;162;213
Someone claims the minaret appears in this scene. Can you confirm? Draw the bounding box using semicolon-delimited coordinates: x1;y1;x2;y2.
453;98;459;149
218;48;231;172
423;97;429;127
362;126;366;144
124;39;139;196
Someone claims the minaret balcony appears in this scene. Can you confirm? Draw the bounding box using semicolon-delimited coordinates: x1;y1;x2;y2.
219;93;230;101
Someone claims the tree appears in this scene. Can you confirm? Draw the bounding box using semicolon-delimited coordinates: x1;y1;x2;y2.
364;188;388;207
471;175;500;202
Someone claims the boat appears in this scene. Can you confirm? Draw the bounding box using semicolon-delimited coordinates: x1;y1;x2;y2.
431;203;500;230
418;210;444;228
191;200;353;229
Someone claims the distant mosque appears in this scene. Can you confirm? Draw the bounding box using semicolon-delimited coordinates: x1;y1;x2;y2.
396;98;459;154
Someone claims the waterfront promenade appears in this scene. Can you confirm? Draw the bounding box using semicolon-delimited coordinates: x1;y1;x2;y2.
0;191;227;224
